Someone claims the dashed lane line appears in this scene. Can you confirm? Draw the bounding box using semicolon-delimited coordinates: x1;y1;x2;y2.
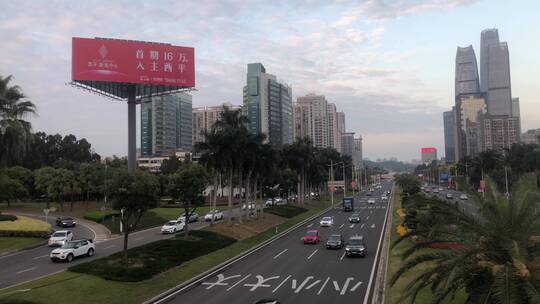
273;249;288;259
360;223;365;229
307;223;313;228
340;252;346;261
103;245;116;250
349;224;355;228
16;267;36;275
317;277;331;295
32;254;49;260
272;275;291;293
339;223;344;229
133;237;144;242
307;249;319;260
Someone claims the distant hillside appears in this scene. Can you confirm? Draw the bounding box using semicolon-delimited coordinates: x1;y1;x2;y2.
363;159;414;172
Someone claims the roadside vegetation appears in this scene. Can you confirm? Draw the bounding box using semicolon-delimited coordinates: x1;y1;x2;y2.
0;237;44;255
264;204;307;218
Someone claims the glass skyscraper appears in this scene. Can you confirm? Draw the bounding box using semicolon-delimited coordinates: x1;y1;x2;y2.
455;45;480;96
443;109;456;163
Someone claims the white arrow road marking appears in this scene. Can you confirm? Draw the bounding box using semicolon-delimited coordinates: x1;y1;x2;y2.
371;224;375;229
272;275;291;293
339;223;344;229
307;249;318;260
273;249;288;259
307;223;313;228
317;277;331;295
293;276;314;293
340;252;346;260
349;224;354;228
202;274;242;289
350;281;364;292
339;277;355;295
306;279;321;290
244;275;281;291
227;274;251;291
16;267;36;275
360;224;365;229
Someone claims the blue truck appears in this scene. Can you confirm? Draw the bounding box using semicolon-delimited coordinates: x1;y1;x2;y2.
343;197;354;212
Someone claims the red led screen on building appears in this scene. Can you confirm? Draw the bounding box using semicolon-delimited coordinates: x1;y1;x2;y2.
72;37;195;87
421;147;437;153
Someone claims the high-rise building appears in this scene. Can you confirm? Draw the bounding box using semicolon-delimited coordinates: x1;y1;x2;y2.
480;29;512;116
478;114;520;152
353;136;363;168
296;94;328;149
192;103;242;144
292;101;312;140
455;93;487;160
421;147;437;164
140;92;192;157
512;97;520;118
455;45;480;96
341;132;355;158
243;63;292;148
327;103;340;152
336;111;346;153
443;109;456;163
522;129;540;145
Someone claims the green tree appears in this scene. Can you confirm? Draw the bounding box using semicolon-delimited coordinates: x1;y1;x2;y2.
283;137;314;204
34;167;56;208
391;175;540;303
168;163;209;235
0;75;36;167
159;154;182;175
395;174;421;196
0;172;27;207
4;166;33;196
110;170;159;265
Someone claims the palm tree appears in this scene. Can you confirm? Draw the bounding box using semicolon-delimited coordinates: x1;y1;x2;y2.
390;174;540;303
0;75;37;166
283;137;314;204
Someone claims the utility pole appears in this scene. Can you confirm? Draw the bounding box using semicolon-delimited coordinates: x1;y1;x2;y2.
330;160;334;207
343;163;347;197
352;165;356;197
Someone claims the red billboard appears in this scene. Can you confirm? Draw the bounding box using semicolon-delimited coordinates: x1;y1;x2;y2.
72;37;195;87
421;147;437;153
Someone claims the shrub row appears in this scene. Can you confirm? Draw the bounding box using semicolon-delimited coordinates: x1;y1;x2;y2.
0;230;50;238
0;214;18;222
83;210;120;223
69;230;236;282
264;204;308;218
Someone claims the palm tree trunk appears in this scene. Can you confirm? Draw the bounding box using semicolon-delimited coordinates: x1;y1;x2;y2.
210;175;218;226
238;168;243;224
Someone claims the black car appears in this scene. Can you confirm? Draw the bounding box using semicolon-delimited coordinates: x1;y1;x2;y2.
326;234;344;249
348;213;361;223
345;236;366;257
56;217;76;227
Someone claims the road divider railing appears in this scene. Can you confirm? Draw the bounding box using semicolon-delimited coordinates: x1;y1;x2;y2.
145;203;334;304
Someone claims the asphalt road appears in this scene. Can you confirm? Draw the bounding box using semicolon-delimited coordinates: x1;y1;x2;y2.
161;181;394;304
424;186;480;216
0;214;214;290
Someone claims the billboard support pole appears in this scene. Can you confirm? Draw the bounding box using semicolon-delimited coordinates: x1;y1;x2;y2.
127;85;137;174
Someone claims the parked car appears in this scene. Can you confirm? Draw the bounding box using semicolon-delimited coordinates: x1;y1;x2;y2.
50;239;95;262
460;194;468;200
446;193;453;199
161;220;185;234
326;234;344;249
367;198;376;204
48;230;73;247
302;230;320;244
204;210;224;221
348;213;361;223
56;217;76;228
178;213;198;223
345;235;366;257
319;216;333;227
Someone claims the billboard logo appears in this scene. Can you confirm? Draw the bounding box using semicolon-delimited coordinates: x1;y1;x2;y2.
99;45;108;59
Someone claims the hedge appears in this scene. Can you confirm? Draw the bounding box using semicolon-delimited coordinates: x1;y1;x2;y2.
0;230;50;238
0;214;17;222
264;204;308;218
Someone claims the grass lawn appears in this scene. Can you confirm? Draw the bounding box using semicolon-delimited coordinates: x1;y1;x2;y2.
0;237;44;255
385;187;467;304
0;216;51;232
0;199;329;304
264;204;307;218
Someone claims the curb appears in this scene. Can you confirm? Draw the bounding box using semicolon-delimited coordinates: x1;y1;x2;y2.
144;203;334;304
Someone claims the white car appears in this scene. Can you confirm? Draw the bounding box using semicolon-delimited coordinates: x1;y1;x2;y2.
178;213;198;223
242;202;255;211
204;210;224;221
367;198;376;204
50;239;95;262
381;196;388;201
265;199;274;206
48;230;73;247
161;220;185;234
460;194;468;200
320;216;334;227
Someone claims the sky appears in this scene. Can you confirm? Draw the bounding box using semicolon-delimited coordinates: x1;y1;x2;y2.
1;0;539;162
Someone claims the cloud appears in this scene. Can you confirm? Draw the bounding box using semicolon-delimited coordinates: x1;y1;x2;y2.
0;0;476;160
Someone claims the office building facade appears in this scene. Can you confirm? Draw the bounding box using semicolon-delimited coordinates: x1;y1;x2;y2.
341;132;355;158
243;63;293;148
327;103;340;152
141;92;192;157
296;94;329;149
479;114;520;152
455;93;487;160
421;147;437;164
455;45;480;96
192;103;241;144
443;109;456;163
522;129;540;145
353;136;363;168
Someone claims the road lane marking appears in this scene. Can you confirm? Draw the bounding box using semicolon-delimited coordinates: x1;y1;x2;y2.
349;224;354;228
338;277;354;295
350;280;363;291
366;216;370;220
226;274;251;291
273;249;288;259
307;249;318;260
340;252;346;260
307;223;313;228
306;279;321;290
293;276;314;293
133;237;144;242
317;277;330;295
32;254;49;260
360;224;365;229
371;224;375;229
272;275;291;293
339;223;344;229
103;245;115;250
16;267;36;275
